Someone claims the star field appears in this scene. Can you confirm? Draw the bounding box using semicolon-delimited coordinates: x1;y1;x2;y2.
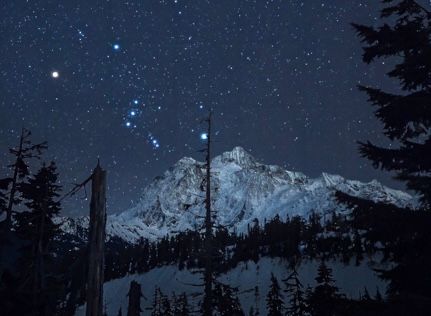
0;1;403;215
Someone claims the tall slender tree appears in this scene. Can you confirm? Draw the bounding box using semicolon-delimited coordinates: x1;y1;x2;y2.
283;265;307;316
15;162;62;315
202;111;214;316
151;287;163;316
253;286;260;316
266;273;284;316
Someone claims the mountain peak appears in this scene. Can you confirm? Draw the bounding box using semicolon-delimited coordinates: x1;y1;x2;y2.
175;156;197;166
214;146;257;167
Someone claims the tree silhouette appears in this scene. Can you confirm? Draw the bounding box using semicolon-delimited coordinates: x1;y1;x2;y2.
172;292;190;316
352;0;431;208
266;273;284;316
151;287;164;316
283;264;307;316
307;261;340;316
15;162;62;315
337;1;431;314
213;282;244;316
1;128;47;232
127;280;143;316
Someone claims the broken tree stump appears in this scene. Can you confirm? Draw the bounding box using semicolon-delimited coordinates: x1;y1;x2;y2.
86;162;107;316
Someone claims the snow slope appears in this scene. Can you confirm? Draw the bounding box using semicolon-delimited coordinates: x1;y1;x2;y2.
60;147;414;243
74;257;387;316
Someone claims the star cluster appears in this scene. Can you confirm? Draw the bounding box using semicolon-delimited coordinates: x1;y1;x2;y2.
0;1;398;215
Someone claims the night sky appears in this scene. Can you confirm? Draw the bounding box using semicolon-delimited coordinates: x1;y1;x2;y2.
0;1;404;216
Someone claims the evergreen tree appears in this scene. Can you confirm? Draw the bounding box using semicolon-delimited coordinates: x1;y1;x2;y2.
15;162;62;315
283;265;307;316
172;292;190;316
151;287;163;316
266;273;284;316
161;291;172;316
150;287;172;316
351;0;431;208
1;128;47;232
213;282;244;316
307;261;340;316
337;1;431;314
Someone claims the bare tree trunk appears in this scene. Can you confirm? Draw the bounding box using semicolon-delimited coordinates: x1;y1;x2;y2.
86;163;107;316
33;199;46;316
203;112;213;316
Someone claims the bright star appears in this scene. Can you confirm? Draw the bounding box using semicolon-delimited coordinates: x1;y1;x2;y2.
51;71;59;78
151;138;160;149
130;110;136;116
126;121;131;127
200;133;208;140
113;44;120;50
133;100;138;105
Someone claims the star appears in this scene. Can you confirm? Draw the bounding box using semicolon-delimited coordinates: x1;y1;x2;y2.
151;138;160;149
113;44;120;51
51;71;59;78
200;133;208;140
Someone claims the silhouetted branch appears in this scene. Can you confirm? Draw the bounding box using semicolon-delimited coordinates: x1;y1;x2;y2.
59;173;93;202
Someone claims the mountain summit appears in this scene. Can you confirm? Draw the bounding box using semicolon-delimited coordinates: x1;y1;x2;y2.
61;147;413;243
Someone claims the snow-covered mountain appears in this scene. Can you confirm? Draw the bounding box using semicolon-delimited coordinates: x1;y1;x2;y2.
60;146;413;243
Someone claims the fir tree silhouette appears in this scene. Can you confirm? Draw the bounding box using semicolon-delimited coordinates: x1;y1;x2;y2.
0;128;47;233
213;282;244;316
266;273;284;316
307;261;340;316
283;264;307;316
337;1;431;314
15;162;62;315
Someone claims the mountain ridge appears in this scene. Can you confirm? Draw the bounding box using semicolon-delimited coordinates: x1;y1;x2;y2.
59;146;414;243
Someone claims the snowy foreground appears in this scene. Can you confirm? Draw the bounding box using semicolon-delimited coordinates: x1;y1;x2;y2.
75;257;386;316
